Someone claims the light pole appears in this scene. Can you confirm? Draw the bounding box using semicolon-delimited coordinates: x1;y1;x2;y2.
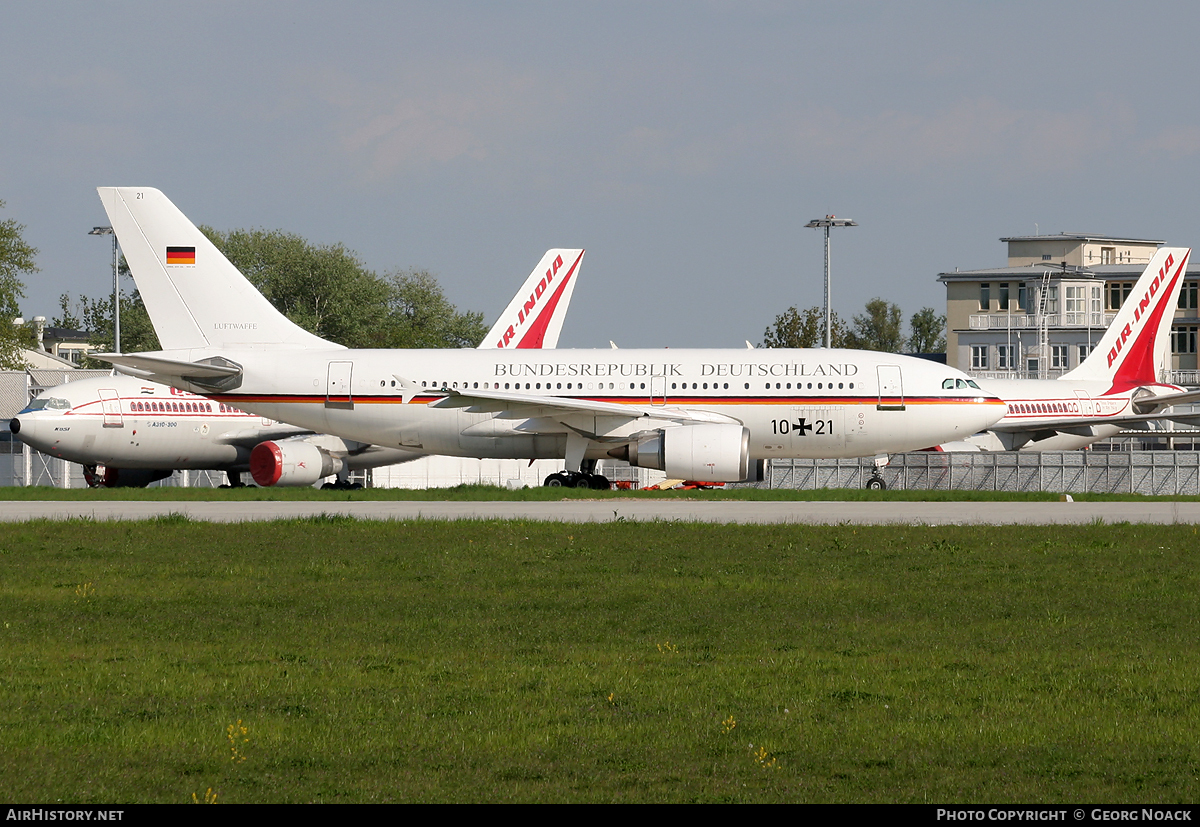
89;226;119;353
804;215;857;348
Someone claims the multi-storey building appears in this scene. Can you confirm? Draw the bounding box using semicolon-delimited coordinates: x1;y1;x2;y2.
939;233;1200;383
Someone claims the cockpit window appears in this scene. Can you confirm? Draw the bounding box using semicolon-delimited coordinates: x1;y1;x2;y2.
967;380;980;389
19;397;69;413
956;379;968;389
942;379;954;389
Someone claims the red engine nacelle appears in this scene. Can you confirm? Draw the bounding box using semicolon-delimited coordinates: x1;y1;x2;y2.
250;440;344;487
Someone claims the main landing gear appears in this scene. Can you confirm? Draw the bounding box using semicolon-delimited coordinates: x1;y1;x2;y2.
544;471;611;490
544;458;611;490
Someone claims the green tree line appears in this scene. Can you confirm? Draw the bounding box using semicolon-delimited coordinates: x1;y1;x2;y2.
52;227;489;362
762;300;946;354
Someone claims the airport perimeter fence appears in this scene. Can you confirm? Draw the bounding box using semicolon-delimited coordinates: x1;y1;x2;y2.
757;451;1200;496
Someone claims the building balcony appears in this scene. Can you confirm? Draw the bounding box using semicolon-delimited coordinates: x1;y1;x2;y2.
968;312;1115;329
967;369;1200;387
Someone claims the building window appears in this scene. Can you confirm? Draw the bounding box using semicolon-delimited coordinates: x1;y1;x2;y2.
1051;345;1068;369
971;345;989;370
1065;286;1085;314
1101;247;1115;265
997;345;1013;370
1078;344;1092;363
1173;326;1198;355
1027;357;1040;375
979;283;990;311
1179;281;1199;311
1108;281;1133;310
1043;254;1052;261
999;283;1010;311
1046;285;1058;313
1018;282;1028;311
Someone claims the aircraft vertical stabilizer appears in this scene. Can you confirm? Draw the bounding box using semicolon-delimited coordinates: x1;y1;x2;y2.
1063;247;1190;390
96;187;337;352
480;249;585;349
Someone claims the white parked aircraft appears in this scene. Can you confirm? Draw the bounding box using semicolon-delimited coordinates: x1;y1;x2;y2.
10;249;585;487
9;377;411;487
943;246;1200;452
95;187;1006;488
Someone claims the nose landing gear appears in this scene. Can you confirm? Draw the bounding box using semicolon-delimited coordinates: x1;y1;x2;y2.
865;453;890;491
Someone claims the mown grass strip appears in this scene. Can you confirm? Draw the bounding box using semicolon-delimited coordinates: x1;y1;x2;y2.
1;519;1197;802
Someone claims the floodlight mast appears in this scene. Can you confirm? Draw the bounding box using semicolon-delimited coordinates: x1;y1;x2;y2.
804;216;857;348
89;226;119;353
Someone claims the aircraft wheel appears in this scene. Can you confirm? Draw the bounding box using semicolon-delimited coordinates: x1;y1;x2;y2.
322;482;338;490
589;474;611;490
866;476;886;491
571;473;592;489
544;473;568;487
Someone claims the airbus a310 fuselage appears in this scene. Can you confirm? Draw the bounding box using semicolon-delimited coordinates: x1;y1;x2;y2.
96;187;1006;484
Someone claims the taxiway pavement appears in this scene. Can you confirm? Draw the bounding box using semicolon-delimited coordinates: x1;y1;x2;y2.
1;500;1198;524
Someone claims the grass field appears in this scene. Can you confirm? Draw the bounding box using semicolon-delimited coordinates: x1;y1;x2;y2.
2;517;1198;803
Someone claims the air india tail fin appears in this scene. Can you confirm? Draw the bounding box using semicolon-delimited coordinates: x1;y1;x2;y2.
1063;246;1191;390
480;249;584;349
96;187;338;352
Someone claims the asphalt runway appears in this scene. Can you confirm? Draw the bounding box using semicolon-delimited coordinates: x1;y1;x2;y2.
2;499;1199;524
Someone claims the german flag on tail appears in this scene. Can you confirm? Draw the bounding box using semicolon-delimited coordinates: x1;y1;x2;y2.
166;246;195;265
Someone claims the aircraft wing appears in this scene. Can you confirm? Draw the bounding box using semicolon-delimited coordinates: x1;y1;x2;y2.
213;425;314;447
428;385;741;433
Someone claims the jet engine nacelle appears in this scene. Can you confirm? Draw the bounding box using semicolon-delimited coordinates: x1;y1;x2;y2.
610;423;750;482
90;467;174;488
250;440;344;487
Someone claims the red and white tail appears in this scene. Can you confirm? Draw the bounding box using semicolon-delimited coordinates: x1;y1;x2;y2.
480;249;584;349
1064;246;1191;390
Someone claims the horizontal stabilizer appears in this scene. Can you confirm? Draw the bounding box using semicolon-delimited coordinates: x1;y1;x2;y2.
94;352;243;392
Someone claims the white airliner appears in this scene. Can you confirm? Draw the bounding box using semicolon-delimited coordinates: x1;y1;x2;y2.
942;246;1200;452
94;187;1006;488
10;249;584;487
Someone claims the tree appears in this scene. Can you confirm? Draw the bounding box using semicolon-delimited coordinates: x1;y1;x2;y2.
200;226;391;348
907;306;946;354
71;228;486;354
845;298;904;352
761;306;848;348
371;268;488;349
0;200;37;369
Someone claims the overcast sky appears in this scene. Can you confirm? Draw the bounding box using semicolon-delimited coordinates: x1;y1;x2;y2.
4;1;1199;348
